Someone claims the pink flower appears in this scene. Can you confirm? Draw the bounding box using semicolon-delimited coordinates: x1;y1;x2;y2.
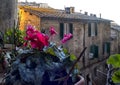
24;25;49;50
26;25;35;33
49;26;57;36
61;33;73;43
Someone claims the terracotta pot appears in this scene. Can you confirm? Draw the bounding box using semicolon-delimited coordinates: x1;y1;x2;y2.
74;75;85;85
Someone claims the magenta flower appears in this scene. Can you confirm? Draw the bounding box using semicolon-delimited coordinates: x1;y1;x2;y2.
24;25;49;50
61;33;73;43
49;26;57;36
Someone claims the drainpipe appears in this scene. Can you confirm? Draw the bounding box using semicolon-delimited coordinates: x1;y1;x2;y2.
82;24;85;67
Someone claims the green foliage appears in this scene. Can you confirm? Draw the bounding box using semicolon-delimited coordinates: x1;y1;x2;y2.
112;70;120;83
4;28;25;45
4;29;14;44
45;48;56;56
70;54;77;61
107;54;120;83
107;54;120;68
63;48;69;54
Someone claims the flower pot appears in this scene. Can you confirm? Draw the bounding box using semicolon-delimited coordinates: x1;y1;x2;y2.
74;75;85;85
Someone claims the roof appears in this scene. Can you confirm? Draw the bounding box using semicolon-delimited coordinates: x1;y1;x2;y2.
20;6;112;22
111;24;120;31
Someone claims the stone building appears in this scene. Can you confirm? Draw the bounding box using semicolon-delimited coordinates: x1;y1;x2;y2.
19;6;111;85
0;0;18;33
110;23;120;54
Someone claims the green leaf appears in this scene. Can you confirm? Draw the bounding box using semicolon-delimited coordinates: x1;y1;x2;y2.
112;70;120;83
107;54;120;68
70;54;77;61
46;48;56;56
63;48;68;54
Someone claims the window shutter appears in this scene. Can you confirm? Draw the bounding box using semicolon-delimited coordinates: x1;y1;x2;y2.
106;42;110;55
60;23;64;39
90;45;98;58
69;23;73;34
88;23;91;37
103;43;105;55
95;23;97;36
103;42;110;55
90;45;95;59
90;45;94;53
94;46;98;58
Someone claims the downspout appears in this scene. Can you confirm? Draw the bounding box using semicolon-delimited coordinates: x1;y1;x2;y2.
82;24;86;67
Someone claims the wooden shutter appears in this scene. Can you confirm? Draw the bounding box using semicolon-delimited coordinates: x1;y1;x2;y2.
69;23;73;34
94;45;98;58
90;45;98;58
103;43;105;55
90;45;95;58
60;23;64;39
95;22;98;36
106;42;110;55
88;23;91;37
103;42;110;55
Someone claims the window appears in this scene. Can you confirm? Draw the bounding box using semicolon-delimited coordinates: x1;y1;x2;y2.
89;45;99;59
59;23;73;39
69;23;73;34
64;23;69;34
59;23;64;39
103;42;110;56
88;22;97;37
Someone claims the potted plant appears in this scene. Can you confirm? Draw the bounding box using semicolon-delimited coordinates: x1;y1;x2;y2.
4;25;85;85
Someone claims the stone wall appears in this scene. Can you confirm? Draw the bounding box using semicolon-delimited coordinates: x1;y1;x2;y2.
0;0;17;33
110;29;119;54
19;8;40;30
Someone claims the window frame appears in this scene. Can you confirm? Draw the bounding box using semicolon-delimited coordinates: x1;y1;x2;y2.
88;22;98;37
59;23;73;39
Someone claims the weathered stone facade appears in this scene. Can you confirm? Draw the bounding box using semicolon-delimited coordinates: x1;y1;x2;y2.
0;0;17;33
19;8;40;30
111;24;120;54
19;6;111;85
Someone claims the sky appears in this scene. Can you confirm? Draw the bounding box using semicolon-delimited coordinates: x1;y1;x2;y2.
20;0;120;25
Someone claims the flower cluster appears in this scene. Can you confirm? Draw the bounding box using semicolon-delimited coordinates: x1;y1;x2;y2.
61;33;73;43
24;25;73;50
49;26;57;36
24;25;49;50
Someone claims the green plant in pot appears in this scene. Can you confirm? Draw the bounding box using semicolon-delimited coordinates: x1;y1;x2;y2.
5;25;85;85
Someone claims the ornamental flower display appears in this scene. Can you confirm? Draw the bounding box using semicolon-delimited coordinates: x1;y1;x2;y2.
61;33;73;44
24;25;49;50
5;25;86;85
49;26;57;36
